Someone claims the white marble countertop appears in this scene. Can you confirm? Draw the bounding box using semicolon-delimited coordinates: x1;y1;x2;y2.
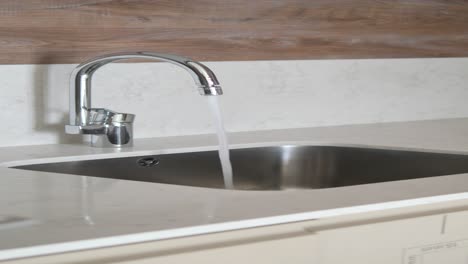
2;118;468;260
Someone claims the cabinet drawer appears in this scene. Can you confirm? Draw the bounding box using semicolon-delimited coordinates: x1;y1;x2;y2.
138;234;319;264
311;210;468;264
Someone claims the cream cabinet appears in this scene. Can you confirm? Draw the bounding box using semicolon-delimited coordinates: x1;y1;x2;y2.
312;210;468;263
139;235;319;264
7;199;468;264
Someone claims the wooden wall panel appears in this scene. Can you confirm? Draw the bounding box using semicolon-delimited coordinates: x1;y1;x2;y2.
0;0;467;64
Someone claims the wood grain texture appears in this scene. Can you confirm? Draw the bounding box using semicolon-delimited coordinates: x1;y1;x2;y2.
0;0;468;64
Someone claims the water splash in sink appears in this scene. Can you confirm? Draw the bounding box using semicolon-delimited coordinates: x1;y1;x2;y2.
207;96;234;189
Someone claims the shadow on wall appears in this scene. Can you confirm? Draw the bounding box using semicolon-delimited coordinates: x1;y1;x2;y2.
32;56;82;144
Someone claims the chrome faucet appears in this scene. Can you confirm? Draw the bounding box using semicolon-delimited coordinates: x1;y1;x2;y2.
65;52;223;147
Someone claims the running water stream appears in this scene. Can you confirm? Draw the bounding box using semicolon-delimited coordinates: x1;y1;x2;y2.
207;97;234;189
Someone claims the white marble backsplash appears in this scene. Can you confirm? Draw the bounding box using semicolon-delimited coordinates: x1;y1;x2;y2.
0;58;467;147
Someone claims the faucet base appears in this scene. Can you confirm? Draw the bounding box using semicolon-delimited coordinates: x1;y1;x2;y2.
90;123;134;148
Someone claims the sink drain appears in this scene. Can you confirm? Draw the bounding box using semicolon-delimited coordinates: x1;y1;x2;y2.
137;157;160;167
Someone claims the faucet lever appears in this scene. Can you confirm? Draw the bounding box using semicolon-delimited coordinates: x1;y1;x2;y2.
66;108;135;147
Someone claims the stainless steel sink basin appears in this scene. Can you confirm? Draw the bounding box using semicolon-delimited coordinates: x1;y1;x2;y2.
12;145;468;190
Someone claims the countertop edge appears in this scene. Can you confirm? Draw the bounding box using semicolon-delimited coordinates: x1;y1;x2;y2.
2;192;468;261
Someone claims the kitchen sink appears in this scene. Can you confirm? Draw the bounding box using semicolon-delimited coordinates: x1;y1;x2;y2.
12;145;468;190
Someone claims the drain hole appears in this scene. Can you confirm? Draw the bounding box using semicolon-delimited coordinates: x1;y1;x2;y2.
137;157;160;167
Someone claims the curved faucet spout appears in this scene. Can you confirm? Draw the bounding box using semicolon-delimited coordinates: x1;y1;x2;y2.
69;52;222;127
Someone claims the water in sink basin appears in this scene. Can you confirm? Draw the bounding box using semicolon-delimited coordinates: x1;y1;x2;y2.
12;145;468;191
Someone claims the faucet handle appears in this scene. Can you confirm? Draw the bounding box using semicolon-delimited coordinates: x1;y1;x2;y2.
87;108;112;125
66;108;135;147
87;108;135;125
65;124;108;135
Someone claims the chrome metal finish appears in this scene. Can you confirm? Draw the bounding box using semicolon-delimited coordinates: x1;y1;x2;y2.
137;157;160;167
13;145;468;190
66;52;223;148
65;108;135;147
